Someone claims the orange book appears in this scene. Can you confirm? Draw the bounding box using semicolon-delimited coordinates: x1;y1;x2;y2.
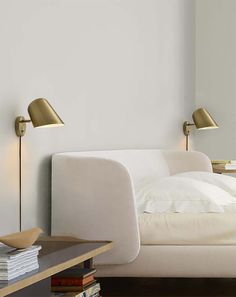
51;275;94;286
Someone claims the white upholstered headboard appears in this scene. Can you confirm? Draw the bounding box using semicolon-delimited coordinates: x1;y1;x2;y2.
51;150;212;265
53;150;212;183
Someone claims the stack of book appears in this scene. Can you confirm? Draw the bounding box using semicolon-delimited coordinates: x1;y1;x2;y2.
0;244;41;281
51;267;100;297
212;160;236;169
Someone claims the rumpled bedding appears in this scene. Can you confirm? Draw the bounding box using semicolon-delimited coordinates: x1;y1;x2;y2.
139;205;236;244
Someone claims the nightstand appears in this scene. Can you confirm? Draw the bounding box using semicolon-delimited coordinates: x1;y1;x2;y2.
212;164;236;174
0;236;113;297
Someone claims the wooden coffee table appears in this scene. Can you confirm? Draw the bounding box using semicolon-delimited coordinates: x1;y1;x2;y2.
0;236;113;297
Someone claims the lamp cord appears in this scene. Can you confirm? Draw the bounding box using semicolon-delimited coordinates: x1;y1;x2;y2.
19;136;22;232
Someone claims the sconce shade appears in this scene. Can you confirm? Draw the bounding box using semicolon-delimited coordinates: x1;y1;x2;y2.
28;98;64;128
192;108;218;130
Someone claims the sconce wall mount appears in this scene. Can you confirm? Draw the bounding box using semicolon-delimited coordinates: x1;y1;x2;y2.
15;116;31;137
183;121;195;136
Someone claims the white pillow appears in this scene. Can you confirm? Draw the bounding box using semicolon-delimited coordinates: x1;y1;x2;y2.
135;176;236;214
174;171;236;196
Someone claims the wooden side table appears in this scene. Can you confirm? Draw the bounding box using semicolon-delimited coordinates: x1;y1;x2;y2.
212;164;236;174
0;236;113;297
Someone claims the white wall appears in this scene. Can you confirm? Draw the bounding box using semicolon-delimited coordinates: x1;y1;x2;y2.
0;0;194;234
195;0;236;159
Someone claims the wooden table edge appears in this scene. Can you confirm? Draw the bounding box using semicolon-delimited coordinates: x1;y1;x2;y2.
37;236;112;243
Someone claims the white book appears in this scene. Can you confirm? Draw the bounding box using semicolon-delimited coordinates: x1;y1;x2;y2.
0;251;39;264
0;259;39;274
225;164;236;169
0;253;39;269
0;262;39;280
0;245;41;262
0;259;39;275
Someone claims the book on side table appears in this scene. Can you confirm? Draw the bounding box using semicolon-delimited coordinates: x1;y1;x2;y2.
51;266;101;296
0;244;41;281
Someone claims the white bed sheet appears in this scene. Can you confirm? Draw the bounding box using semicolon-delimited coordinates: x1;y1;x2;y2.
139;206;236;245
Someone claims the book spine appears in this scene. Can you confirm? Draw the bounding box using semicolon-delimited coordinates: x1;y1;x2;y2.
90;293;100;297
51;279;83;286
75;292;87;297
51;277;100;296
54;268;97;279
84;283;101;297
51;286;84;292
72;283;101;297
51;275;94;286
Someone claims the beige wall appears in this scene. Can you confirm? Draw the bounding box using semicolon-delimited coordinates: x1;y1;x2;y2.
195;0;236;159
0;0;195;234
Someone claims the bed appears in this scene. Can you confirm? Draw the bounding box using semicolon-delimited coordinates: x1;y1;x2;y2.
51;150;236;277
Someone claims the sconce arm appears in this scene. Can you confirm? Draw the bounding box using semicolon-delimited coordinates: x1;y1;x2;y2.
19;119;31;123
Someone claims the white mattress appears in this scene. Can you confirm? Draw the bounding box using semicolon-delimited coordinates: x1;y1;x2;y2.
139;209;236;245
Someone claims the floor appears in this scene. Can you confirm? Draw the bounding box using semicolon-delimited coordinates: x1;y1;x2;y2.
98;277;236;297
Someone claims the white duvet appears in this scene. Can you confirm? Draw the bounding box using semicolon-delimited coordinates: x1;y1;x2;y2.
137;171;236;245
139;208;236;245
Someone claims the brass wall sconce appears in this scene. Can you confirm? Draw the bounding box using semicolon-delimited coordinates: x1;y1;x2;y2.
15;98;64;137
15;98;64;231
183;108;218;151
